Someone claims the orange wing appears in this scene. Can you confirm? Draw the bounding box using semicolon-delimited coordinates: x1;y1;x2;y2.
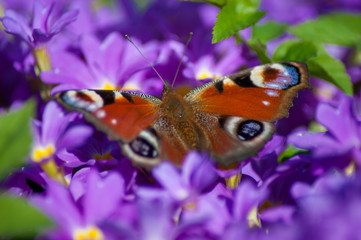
54;90;161;142
186;62;309;122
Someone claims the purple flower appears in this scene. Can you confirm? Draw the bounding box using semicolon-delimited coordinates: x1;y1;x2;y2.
41;32;160;93
261;0;361;25
288;96;360;169
65;0;126;36
57;133;122;168
275;90;317;136
232;181;268;226
287;172;361;240
0;165;46;197
122;0;207;42
1;0;78;48
261;0;317;24
183;36;245;83
31;169;126;239
178;185;232;237
132;196;175;240
0;37;34;107
30;101;92;164
150;151;218;203
137;152;229;237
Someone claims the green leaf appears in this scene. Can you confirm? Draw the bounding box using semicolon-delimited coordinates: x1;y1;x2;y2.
0;100;35;180
245;21;287;64
252;21;288;44
278;145;310;163
272;40;318;62
247;41;272;64
212;0;266;43
0;195;53;238
289;12;361;47
272;40;353;96
307;54;353;96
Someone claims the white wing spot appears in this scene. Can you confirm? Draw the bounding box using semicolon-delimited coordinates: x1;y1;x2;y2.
262;100;270;106
111;119;117;125
114;91;123;100
250;66;266;87
223;77;233;86
271;63;286;72
96;110;106;118
64;90;104;112
265;89;279;97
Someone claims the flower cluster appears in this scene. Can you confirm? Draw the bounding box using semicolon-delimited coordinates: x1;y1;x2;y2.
1;0;361;239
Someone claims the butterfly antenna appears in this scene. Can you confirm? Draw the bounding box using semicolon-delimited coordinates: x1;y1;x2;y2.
125;34;171;89
171;32;193;88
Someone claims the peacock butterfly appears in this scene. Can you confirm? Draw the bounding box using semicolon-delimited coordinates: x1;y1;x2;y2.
54;61;310;169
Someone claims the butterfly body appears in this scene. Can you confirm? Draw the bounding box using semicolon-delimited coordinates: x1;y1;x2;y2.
55;62;310;169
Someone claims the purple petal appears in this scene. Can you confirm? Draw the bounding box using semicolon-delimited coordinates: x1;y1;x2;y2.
31;180;83;233
2;10;33;44
50;10;79;35
57;149;95;168
46;51;96;87
233;181;268;220
57;124;93;150
69;167;91;202
215;46;243;75
32;29;52;43
41;101;68;144
100;33;126;80
80;34;101;72
152;162;190;201
32;0;52;31
137;196;175;240
180;194;231;236
250;152;278;182
181;151;217;193
136;187;172;201
291;181;313;199
83;170;125;225
260;206;295;224
316;98;359;146
288;129;347;156
49;83;84;94
80;34;106;85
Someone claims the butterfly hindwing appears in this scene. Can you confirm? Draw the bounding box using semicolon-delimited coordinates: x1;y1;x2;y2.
193;112;275;166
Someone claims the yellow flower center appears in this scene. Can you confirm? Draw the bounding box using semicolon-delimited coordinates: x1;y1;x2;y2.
247;206;262;228
225;173;242;189
33;47;52;73
121;82;141;91
196;68;213;80
102;81;120;90
345;161;355;176
183;201;196;210
93;151;113;161
32;144;55;163
73;226;104;240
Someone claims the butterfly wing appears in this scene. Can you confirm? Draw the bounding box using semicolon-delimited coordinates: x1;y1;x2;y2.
186;62;309;121
185;62;309;165
55;90;162;141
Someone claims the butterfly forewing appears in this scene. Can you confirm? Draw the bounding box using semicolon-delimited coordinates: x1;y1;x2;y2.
55;89;161;141
186;62;309;122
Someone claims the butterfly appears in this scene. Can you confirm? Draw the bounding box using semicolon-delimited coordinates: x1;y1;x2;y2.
54;61;310;169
